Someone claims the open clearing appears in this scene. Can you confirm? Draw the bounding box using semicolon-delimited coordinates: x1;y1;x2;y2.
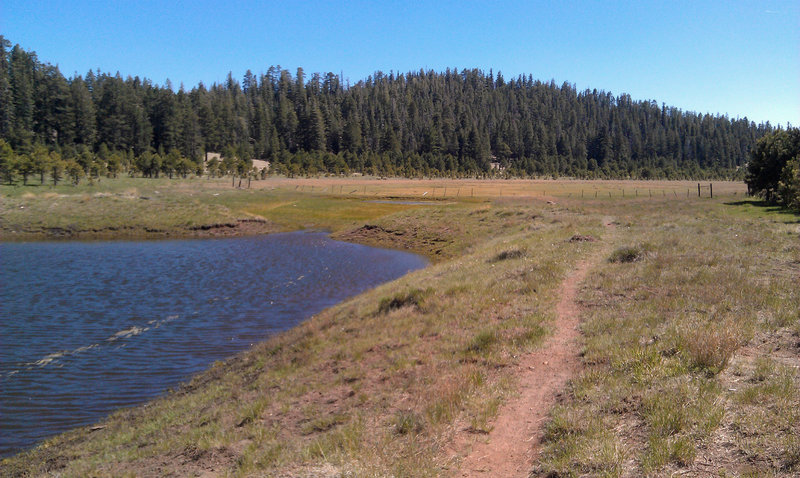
1;178;797;477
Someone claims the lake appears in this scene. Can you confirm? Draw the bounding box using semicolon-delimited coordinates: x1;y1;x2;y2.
0;232;426;457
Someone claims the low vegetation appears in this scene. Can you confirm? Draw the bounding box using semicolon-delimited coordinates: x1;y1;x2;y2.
1;178;797;477
537;198;800;476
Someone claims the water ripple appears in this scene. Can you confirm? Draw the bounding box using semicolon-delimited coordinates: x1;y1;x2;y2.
0;232;426;457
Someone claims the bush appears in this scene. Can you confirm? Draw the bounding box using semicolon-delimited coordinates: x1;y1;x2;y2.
378;288;431;314
609;244;651;263
489;248;526;262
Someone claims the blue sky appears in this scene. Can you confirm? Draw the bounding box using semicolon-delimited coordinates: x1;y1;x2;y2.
3;0;798;126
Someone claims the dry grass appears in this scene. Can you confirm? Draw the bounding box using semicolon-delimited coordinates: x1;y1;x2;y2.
249;176;747;199
1;191;606;477
537;197;800;477
1;177;796;477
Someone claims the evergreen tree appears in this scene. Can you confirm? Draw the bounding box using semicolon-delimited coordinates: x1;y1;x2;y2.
0;39;776;180
0;138;17;184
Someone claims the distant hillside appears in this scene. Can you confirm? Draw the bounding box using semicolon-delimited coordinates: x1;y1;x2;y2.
0;37;773;179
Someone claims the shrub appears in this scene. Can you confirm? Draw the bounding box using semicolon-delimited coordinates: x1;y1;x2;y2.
489;248;526;262
608;244;651;263
378;288;431;314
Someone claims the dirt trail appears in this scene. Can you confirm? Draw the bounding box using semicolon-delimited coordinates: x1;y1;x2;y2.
458;223;615;477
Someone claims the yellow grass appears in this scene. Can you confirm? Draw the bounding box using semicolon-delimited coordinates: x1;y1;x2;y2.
252;177;746;199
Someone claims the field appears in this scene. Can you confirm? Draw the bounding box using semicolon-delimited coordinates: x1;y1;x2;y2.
1;177;798;477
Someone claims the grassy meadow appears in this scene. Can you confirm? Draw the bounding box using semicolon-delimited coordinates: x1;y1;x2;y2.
1;177;797;477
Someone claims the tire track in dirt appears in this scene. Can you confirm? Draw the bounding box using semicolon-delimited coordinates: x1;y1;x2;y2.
458;221;615;477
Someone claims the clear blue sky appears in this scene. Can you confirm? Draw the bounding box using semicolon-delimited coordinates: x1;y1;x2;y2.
3;0;798;126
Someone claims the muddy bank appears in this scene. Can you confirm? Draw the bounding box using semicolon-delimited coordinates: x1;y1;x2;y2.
0;218;278;242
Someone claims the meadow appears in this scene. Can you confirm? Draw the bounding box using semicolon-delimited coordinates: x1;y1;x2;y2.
1;177;796;477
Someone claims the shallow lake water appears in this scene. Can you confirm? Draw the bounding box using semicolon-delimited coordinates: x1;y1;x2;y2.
0;232;426;457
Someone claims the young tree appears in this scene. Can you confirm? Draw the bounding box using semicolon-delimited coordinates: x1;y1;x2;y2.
65;158;84;184
106;151;122;177
17;151;34;184
49;150;65;185
162;148;182;179
206;157;220;177
31;143;50;184
0;138;17;184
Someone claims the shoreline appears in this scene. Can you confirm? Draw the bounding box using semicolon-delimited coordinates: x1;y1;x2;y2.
0;217;279;243
1;230;430;460
3;180;796;477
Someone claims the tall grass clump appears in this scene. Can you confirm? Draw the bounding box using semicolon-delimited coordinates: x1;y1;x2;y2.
489;247;526;263
392;410;424;435
466;329;498;354
377;288;432;314
678;320;741;375
608;243;651;263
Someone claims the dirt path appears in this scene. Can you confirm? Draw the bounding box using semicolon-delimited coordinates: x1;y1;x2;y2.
458;224;614;477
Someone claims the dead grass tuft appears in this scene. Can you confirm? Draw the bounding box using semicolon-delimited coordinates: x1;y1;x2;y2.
679;320;741;375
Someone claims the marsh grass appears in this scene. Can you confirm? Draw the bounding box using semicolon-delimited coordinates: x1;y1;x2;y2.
0;177;427;241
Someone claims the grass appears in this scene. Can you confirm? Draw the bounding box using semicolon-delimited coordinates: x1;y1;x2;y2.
1;177;797;477
0;177;432;242
538;197;800;477
377;288;432;314
608;243;650;263
3;181;601;476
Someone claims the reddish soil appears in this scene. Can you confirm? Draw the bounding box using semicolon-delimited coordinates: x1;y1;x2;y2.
458;223;614;477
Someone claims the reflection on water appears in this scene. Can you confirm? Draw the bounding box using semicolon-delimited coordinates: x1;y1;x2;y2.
0;232;426;457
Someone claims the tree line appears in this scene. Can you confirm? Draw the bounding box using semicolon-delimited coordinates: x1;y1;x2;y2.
0;36;778;182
